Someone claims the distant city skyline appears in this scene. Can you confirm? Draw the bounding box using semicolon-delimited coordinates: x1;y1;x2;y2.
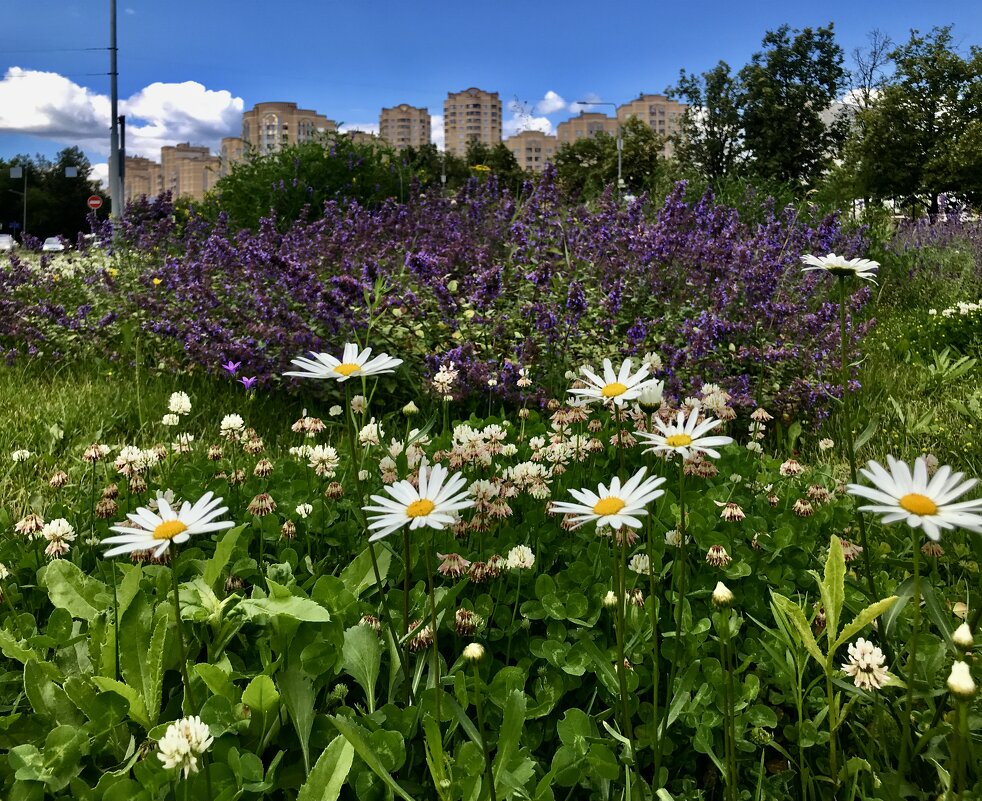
1;0;979;184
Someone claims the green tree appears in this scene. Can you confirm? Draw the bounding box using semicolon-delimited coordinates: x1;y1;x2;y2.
465;140;526;193
739;24;847;189
669;61;745;183
852;26;981;215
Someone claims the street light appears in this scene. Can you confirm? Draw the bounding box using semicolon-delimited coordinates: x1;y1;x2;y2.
575;100;623;199
9;166;27;235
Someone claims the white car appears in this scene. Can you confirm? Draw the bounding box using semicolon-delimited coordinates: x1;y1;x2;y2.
0;234;16;251
42;237;65;253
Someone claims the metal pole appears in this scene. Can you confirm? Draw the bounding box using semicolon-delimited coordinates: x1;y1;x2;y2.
118;114;126;203
109;0;121;217
616;128;623;200
22;167;27;234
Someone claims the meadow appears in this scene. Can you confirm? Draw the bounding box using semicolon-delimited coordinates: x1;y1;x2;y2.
0;177;980;800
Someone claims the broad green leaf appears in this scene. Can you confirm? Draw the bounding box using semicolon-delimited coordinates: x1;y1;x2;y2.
422;714;452;799
770;592;825;668
202;524;246;589
881;577;914;636
41;560;109;621
342;625;381;714
279;668;316;776
242;674;280;716
818;536;845;644
24;660;82;726
9;725;90;792
0;629;40;664
341;546;392;599
90;677;151;729
328;715;416;801
195;663;239;703
493;690;527;790
143;614;167;726
239;579;330;623
832;596;899;656
853;417;879;453
298;735;354;801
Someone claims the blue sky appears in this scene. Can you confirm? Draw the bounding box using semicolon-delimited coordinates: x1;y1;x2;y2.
1;0;980;178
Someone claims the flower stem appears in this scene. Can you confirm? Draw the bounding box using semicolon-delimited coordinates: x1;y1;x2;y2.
718;613;738;801
646;516;662;789
505;572;522;665
826;669;838;787
614;530;633;743
662;466;687;743
171;553;197;712
424;540;442;725
900;533;922;775
472;662;498;801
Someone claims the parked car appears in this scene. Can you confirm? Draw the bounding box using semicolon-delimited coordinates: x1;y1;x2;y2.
0;234;17;251
41;237;65;253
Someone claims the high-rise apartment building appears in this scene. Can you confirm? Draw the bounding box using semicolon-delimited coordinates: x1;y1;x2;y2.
504;130;558;172
219;137;246;176
556;112;619;146
379;104;431;150
443;88;501;157
123;156;162;203
240;102;337;154
616;94;687;154
160;143;221;201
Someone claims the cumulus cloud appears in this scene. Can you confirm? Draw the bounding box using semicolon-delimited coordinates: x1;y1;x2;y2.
503;99;553;138
338;122;380;135
91;162;109;188
0;68;243;158
569;93;603;115
430;114;444;150
536;91;566;115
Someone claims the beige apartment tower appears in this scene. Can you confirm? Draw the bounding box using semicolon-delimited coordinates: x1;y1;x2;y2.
160;143;221;201
241;102;337;154
616;94;687;154
379;104;431;150
505;130;558;172
443;88;501;157
219;137;247;176
122;156;162;203
556;112;619;146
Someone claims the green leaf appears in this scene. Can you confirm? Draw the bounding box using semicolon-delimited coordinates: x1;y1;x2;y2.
328;715;416;801
493;690;527;790
238;579;330;623
770;591;825;668
202;525;246;589
340;546;392;599
819;535;845;644
9;725;90;792
90;677;151;729
0;629;40;664
831;596;899;656
194;662;240;703
853;416;879;453
279;668;316;777
119;596;166;728
40;560;109;621
24;660;82;726
342;625;381;714
297;735;354;801
242;674;280;723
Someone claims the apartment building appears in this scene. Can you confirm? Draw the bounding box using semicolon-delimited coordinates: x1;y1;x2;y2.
504;130;558;172
241;102;337;154
219;137;246;176
122;156;162;203
160;143;221;201
616;94;687;154
379;104;431;150
443;88;502;158
556;112;619;146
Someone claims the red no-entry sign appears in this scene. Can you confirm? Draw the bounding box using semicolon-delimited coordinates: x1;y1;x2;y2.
87;195;104;209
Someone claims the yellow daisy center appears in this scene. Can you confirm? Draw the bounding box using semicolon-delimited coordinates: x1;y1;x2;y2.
593;496;626;516
333;363;360;376
153;520;188;540
898;493;938;516
601;382;628;398
665;434;694;447
406;499;436;518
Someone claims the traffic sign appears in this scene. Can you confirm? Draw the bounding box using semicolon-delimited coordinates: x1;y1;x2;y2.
87;195;103;210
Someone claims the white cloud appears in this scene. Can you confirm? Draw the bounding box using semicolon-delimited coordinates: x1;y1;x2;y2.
569;93;603;115
503;99;553;139
536;91;566;115
0;68;243;159
91;162;109;188
430;114;444;150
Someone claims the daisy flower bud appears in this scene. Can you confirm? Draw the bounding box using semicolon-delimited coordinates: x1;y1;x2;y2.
947;661;977;699
463;642;485;663
712;581;734;609
952;622;974;650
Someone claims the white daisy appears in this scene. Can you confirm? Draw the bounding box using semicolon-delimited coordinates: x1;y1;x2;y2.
569;358;663;407
284;343;403;382
363;462;474;542
636;405;733;460
846;455;982;542
100;492;234;558
800;252;879;283
549;467;666;530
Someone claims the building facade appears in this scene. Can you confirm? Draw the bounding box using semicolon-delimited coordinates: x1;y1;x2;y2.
219;137;247;176
556;112;619;146
379;104;431;150
160;143;221;201
504;130;558;172
616;94;687;154
443;88;501;157
122;156;162;203
240;102;336;154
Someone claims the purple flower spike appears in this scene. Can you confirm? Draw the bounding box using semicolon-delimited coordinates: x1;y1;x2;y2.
240;376;257;390
221;360;241;376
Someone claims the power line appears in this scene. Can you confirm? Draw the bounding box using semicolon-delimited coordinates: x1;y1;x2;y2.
0;47;107;54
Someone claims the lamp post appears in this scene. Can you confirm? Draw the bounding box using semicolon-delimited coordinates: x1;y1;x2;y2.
109;0;123;217
9;165;27;235
575;100;623;199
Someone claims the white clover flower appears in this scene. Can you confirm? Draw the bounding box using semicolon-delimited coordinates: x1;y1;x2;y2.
161;413;180;426
157;715;214;778
329;405;343;417
220;414;245;438
506;545;535;570
628;553;651;575
295;503;313;519
818;438;835;451
289;444;314;460
41;518;76;559
350;395;368;415
168;391;192;415
0;562;10;580
308;444;339;478
841;638;889;691
359;419;384;447
11;449;31;463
